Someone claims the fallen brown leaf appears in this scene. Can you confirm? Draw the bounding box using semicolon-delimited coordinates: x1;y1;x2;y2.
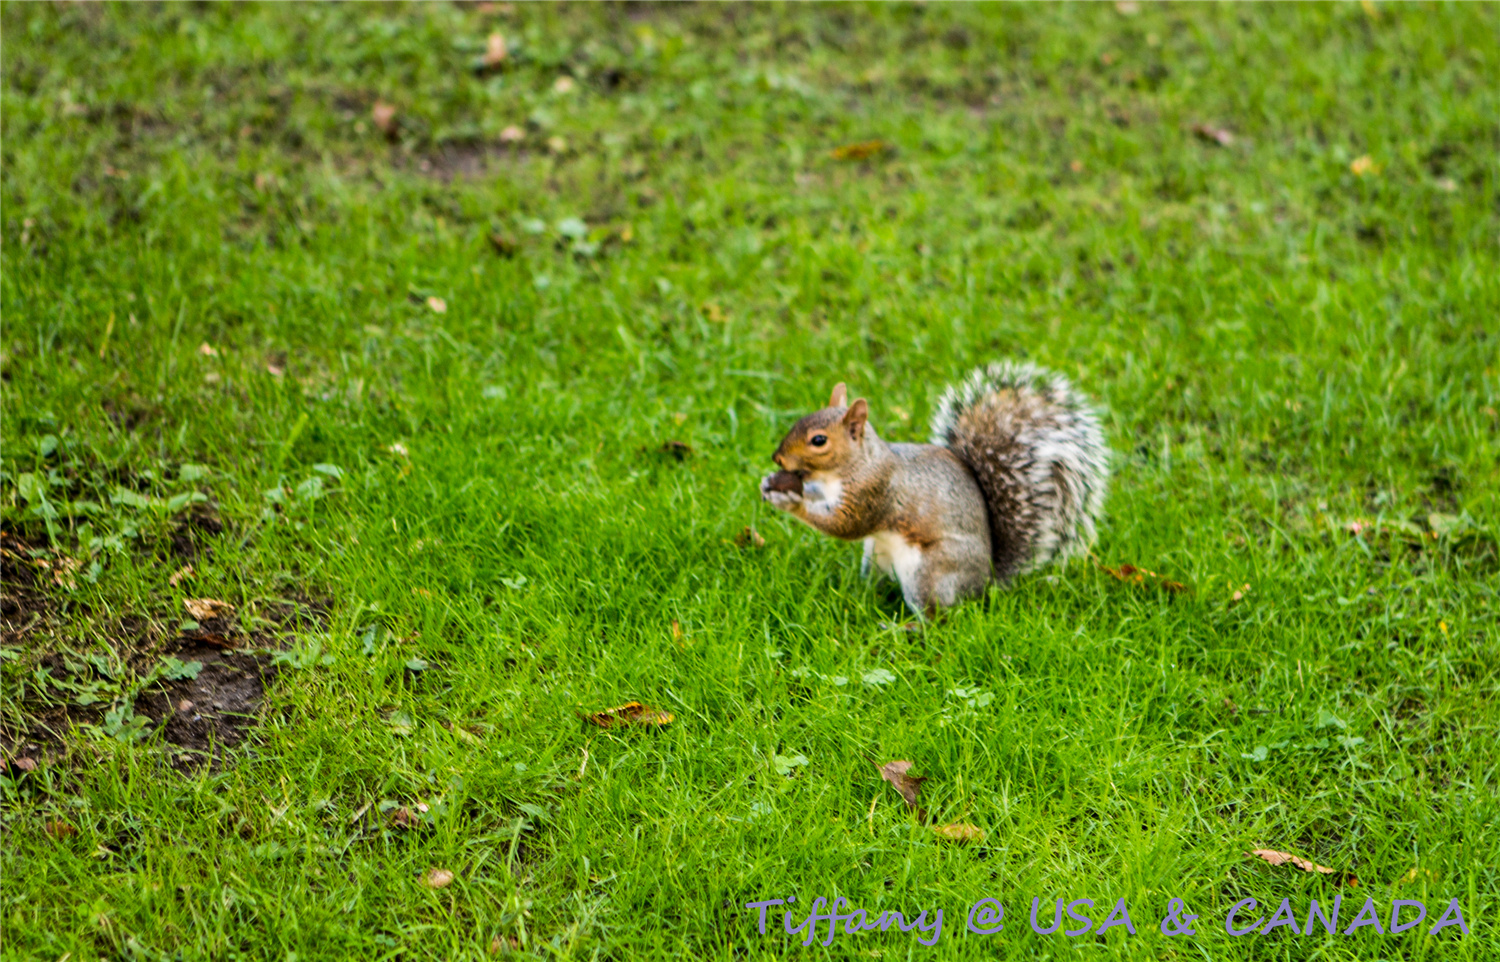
831;139;894;162
11;757;37;772
45;819;78;839
482;32;508;68
1191;122;1235;147
877;760;926;811
734;526;766;549
184;598;234;621
498;124;525;143
1247;848;1357;885
189;633;239;650
582;701;674;728
1099;562;1189;594
169;564;195;587
48;556;81;589
426;296;447;314
933;822;984;843
489;934;520;956
390;807;420;829
670;620;682;641
198;342;219;357
422;867;454;889
372;100;398;139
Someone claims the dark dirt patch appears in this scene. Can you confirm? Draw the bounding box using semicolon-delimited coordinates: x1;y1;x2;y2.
406;141;531;181
168;502;227;561
2;527;328;772
135;643;277;769
1;532;50;627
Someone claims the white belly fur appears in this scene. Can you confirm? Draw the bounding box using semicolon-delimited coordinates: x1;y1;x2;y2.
868;530;923;587
802;474;844;518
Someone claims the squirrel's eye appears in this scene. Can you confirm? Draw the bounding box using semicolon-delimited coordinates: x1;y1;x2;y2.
810;434;828;447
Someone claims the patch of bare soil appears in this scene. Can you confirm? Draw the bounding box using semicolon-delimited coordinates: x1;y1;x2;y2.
135;644;276;768
1;527;327;772
405;141;531;182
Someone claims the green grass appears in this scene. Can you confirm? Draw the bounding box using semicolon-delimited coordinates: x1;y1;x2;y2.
3;2;1498;959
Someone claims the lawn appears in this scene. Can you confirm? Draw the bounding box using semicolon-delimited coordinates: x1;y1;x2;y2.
2;2;1497;959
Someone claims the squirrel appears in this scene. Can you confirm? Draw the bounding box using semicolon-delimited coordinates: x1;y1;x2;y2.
759;361;1110;616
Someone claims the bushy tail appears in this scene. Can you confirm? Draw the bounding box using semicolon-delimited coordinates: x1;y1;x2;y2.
929;361;1110;581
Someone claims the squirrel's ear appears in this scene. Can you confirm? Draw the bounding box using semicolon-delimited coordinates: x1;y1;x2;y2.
827;382;848;408
843;398;869;441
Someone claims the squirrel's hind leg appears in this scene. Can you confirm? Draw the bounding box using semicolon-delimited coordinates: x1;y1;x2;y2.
910;538;990;614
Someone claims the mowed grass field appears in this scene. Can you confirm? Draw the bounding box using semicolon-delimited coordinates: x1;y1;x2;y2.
3;3;1498;959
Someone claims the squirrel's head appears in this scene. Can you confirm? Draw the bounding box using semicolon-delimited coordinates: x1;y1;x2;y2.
772;382;870;474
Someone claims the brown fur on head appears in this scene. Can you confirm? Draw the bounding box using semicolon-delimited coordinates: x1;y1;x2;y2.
772;383;870;474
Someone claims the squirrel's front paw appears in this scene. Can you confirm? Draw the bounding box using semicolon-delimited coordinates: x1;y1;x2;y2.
760;472;804;511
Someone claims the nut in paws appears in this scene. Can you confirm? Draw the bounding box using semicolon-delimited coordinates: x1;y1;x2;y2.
760;471;804;508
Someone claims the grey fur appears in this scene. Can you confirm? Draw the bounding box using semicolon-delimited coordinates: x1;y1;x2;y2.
928;360;1110;581
760;360;1108;616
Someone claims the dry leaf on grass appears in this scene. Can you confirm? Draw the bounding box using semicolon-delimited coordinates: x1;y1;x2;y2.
582;702;674;729
1247;849;1357;885
372;100;398;138
877;760;926;810
426;296;447;314
45;819;78;839
933;822;984;843
184;598;234;621
831;139;894;162
389;806;422;829
499;125;525;143
191;634;239;650
489;934;520;956
482;32;508;68
9;757;38;773
1098;562;1188;594
169;564;194;587
1191;123;1235;147
422;867;454;889
734;526;765;549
